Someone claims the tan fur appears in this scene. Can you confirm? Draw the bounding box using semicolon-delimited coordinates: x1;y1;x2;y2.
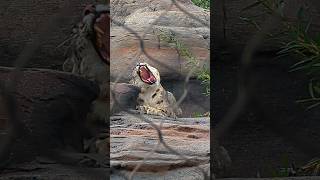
130;63;182;118
62;14;109;122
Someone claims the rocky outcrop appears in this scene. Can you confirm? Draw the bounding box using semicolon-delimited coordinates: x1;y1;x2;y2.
0;67;99;165
110;83;140;115
108;2;213;179
0;0;99;69
110;80;210;117
110;112;230;179
213;0;320;51
110;0;210;82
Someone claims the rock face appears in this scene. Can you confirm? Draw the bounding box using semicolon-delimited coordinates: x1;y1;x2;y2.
110;83;140;115
110;0;210;82
213;0;320;51
162;80;210;117
0;0;98;69
108;2;213;179
0;67;99;165
110;80;210;118
110;112;229;179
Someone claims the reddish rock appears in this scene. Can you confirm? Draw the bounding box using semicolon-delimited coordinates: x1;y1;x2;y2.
110;112;230;179
110;0;210;82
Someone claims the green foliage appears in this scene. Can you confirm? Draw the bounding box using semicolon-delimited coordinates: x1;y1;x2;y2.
277;7;320;109
270;168;292;177
281;32;320;109
240;0;287;38
298;158;320;176
241;0;320;110
191;0;210;9
274;154;293;177
241;0;285;15
269;157;320;177
156;29;210;96
192;111;210;118
192;112;203;118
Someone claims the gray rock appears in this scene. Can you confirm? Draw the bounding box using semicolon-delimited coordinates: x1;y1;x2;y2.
111;164;209;180
213;0;320;51
110;83;140;115
110;112;230;179
110;0;210;82
0;66;99;164
111;0;204;25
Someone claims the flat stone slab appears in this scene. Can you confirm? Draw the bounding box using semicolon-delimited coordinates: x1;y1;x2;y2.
110;0;209;82
110;111;216;179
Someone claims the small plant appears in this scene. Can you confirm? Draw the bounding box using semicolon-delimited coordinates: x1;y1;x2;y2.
280;31;320;109
192;111;210;118
269;154;297;177
298;158;320;176
241;0;320;109
277;6;320;109
191;0;210;10
192;112;203;118
240;0;287;39
155;29;210;96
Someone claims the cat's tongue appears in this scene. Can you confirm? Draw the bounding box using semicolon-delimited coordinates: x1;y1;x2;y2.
147;75;156;84
140;66;156;84
140;67;150;80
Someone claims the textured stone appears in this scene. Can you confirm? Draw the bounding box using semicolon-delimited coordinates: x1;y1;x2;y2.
110;0;210;82
109;112;229;179
0;0;97;68
0;66;99;164
110;83;140;114
213;0;320;51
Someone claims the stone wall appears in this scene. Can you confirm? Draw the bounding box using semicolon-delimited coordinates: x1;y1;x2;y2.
213;0;320;52
0;0;97;69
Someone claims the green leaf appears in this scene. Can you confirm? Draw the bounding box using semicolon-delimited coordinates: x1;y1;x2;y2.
241;1;263;12
297;98;320;103
289;64;309;72
278;44;302;54
307;102;320;110
289;57;315;69
309;80;315;99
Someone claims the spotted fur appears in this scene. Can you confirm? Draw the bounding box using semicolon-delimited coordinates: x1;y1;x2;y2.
130;62;182;118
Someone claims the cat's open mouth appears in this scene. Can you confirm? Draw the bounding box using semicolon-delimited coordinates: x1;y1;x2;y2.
138;65;157;85
93;12;109;64
83;4;109;64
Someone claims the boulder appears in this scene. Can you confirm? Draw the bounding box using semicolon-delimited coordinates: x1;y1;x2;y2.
109;81;210;118
0;0;98;69
213;0;320;51
110;0;200;25
0;67;99;165
162;80;210;117
110;83;140;115
110;111;231;179
110;0;210;82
